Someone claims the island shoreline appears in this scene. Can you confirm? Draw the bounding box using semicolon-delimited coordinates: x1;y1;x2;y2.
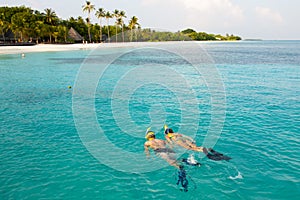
0;41;243;55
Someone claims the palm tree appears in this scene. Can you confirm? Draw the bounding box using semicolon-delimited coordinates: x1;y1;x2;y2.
136;25;142;41
44;8;57;43
82;1;95;43
95;8;105;42
44;8;57;25
0;19;8;42
11;13;24;42
105;11;112;42
119;11;126;42
116;18;123;42
128;16;139;42
58;25;68;43
113;9;119;42
34;20;45;44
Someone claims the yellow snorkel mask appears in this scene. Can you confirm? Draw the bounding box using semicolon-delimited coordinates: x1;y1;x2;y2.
164;124;174;135
164;124;168;133
145;127;155;140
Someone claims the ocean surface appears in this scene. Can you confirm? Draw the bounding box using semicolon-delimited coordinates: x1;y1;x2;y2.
0;41;299;199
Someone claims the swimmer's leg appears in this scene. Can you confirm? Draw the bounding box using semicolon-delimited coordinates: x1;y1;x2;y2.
176;138;205;152
182;179;189;192
176;140;198;151
159;153;181;168
193;146;205;152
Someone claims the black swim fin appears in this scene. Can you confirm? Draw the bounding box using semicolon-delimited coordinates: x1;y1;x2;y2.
204;148;232;161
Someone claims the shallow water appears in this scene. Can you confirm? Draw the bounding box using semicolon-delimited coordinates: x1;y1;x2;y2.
0;41;299;199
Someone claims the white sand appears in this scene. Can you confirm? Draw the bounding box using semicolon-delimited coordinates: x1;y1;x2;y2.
0;43;144;55
0;41;238;55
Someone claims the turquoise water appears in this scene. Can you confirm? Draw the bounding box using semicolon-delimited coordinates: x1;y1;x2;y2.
0;41;299;199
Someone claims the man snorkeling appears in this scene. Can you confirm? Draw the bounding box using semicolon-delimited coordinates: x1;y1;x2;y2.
164;125;231;161
144;127;190;192
144;127;181;169
164;125;205;152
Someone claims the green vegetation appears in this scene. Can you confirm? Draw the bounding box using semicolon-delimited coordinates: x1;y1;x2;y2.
121;28;241;42
0;2;242;44
135;29;191;42
181;28;242;41
0;3;138;44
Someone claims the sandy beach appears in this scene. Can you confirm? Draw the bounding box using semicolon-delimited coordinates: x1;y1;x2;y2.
0;42;180;55
0;43;145;55
0;41;240;55
0;43;96;55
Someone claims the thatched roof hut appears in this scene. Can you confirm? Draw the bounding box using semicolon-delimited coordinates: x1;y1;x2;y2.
0;29;15;43
68;27;83;42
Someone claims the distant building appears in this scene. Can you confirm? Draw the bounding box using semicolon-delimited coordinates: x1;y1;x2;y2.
0;29;15;43
68;27;84;43
0;30;35;45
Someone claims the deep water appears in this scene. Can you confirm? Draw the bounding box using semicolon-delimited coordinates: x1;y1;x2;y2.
0;41;299;199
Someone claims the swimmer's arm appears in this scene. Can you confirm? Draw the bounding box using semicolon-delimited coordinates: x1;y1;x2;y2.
165;137;175;149
144;143;150;158
165;136;172;143
180;134;196;143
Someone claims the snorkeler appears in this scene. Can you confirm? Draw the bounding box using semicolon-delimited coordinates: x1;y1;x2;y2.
144;127;191;192
164;125;205;152
164;125;231;161
144;128;181;169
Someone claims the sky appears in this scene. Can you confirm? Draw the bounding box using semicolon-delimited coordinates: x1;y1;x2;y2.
2;0;300;40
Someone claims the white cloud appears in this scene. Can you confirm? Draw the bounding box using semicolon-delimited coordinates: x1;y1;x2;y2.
181;0;244;30
140;0;244;33
142;0;243;18
255;6;283;24
183;0;242;16
141;0;162;6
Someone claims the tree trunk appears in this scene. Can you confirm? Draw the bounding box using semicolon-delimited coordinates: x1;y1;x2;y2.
64;27;67;43
88;12;91;43
1;30;5;42
122;24;124;42
99;26;102;42
99;19;102;42
99;17;102;43
107;19;110;42
88;24;91;43
115;25;117;43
